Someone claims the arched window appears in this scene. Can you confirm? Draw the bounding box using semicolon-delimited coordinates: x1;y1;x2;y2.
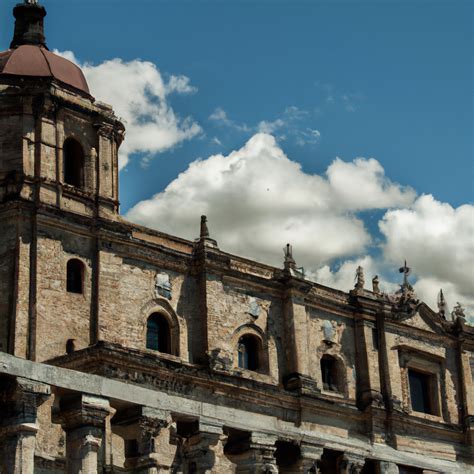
66;259;84;294
63;138;85;188
146;313;171;354
237;334;260;371
320;355;341;392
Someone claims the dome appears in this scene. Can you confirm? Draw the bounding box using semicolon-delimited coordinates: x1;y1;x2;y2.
0;1;91;97
0;45;90;96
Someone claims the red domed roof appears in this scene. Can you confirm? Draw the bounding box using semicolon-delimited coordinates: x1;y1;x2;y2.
0;45;90;96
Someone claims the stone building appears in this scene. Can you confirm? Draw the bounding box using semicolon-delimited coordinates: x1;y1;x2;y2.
0;2;473;473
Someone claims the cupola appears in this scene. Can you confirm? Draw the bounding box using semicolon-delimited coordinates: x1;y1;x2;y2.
0;0;90;97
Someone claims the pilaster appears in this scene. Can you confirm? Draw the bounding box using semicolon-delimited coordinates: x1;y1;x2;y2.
183;418;230;473
53;393;111;474
235;432;278;473
0;376;51;474
113;406;173;473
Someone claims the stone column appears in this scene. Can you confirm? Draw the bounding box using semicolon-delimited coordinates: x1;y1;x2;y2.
292;442;324;473
0;377;51;474
183;418;232;473
340;453;365;474
113;406;173;473
235;432;278;474
379;461;399;474
53;393;111;474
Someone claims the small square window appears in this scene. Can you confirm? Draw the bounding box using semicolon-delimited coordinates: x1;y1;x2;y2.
408;369;437;415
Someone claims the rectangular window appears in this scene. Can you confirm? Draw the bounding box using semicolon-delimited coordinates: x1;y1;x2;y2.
408;369;436;415
321;357;336;391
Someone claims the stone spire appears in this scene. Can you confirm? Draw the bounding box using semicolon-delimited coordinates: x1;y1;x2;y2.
10;0;47;49
283;244;305;278
283;244;296;271
437;289;447;319
195;215;217;248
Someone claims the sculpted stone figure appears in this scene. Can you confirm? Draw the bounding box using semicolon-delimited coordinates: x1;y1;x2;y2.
372;275;380;294
355;266;365;290
451;302;466;321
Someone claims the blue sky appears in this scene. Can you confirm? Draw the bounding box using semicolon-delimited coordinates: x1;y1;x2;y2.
1;0;473;316
1;0;472;211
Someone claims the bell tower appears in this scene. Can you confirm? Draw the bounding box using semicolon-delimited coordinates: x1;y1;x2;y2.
0;0;125;217
0;1;125;360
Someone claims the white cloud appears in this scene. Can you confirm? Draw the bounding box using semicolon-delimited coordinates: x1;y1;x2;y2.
209;107;250;132
257;118;286;134
127;133;414;269
165;75;197;95
125;132;472;319
55;51;201;169
327;158;416;211
380;195;474;309
212;106;321;147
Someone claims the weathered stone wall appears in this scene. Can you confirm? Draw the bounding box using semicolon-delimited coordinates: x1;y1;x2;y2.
0;109;23;177
205;275;284;382
308;308;357;399
97;247;194;361
0;213;16;352
35;225;93;361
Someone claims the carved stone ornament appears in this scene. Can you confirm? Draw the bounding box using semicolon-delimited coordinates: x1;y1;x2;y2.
372;275;380;294
451;302;466;321
322;320;336;344
385;261;419;318
248;297;261;319
155;272;171;300
354;266;365;290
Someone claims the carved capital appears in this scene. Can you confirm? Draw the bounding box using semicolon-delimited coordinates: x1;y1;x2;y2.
52;394;111;431
341;452;366;474
0;376;51;430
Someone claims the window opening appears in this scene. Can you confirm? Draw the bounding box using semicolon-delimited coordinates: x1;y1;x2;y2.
321;355;339;392
146;313;171;354
408;369;435;415
63;138;85;188
66;259;84;294
237;335;259;371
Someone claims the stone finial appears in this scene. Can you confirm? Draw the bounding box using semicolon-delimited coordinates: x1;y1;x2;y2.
399;260;411;288
195;215;217;248
24;0;40;4
437;289;447;319
451;302;466;321
372;275;380;294
283;244;305;278
354;266;365;290
284;243;296;269
200;215;210;239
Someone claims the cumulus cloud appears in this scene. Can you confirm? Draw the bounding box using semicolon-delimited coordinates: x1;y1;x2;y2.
310;256;397;294
327;158;416;211
380;195;474;311
55;51;201;169
127;133;414;268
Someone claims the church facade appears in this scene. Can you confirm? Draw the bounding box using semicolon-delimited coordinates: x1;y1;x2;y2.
0;2;473;473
